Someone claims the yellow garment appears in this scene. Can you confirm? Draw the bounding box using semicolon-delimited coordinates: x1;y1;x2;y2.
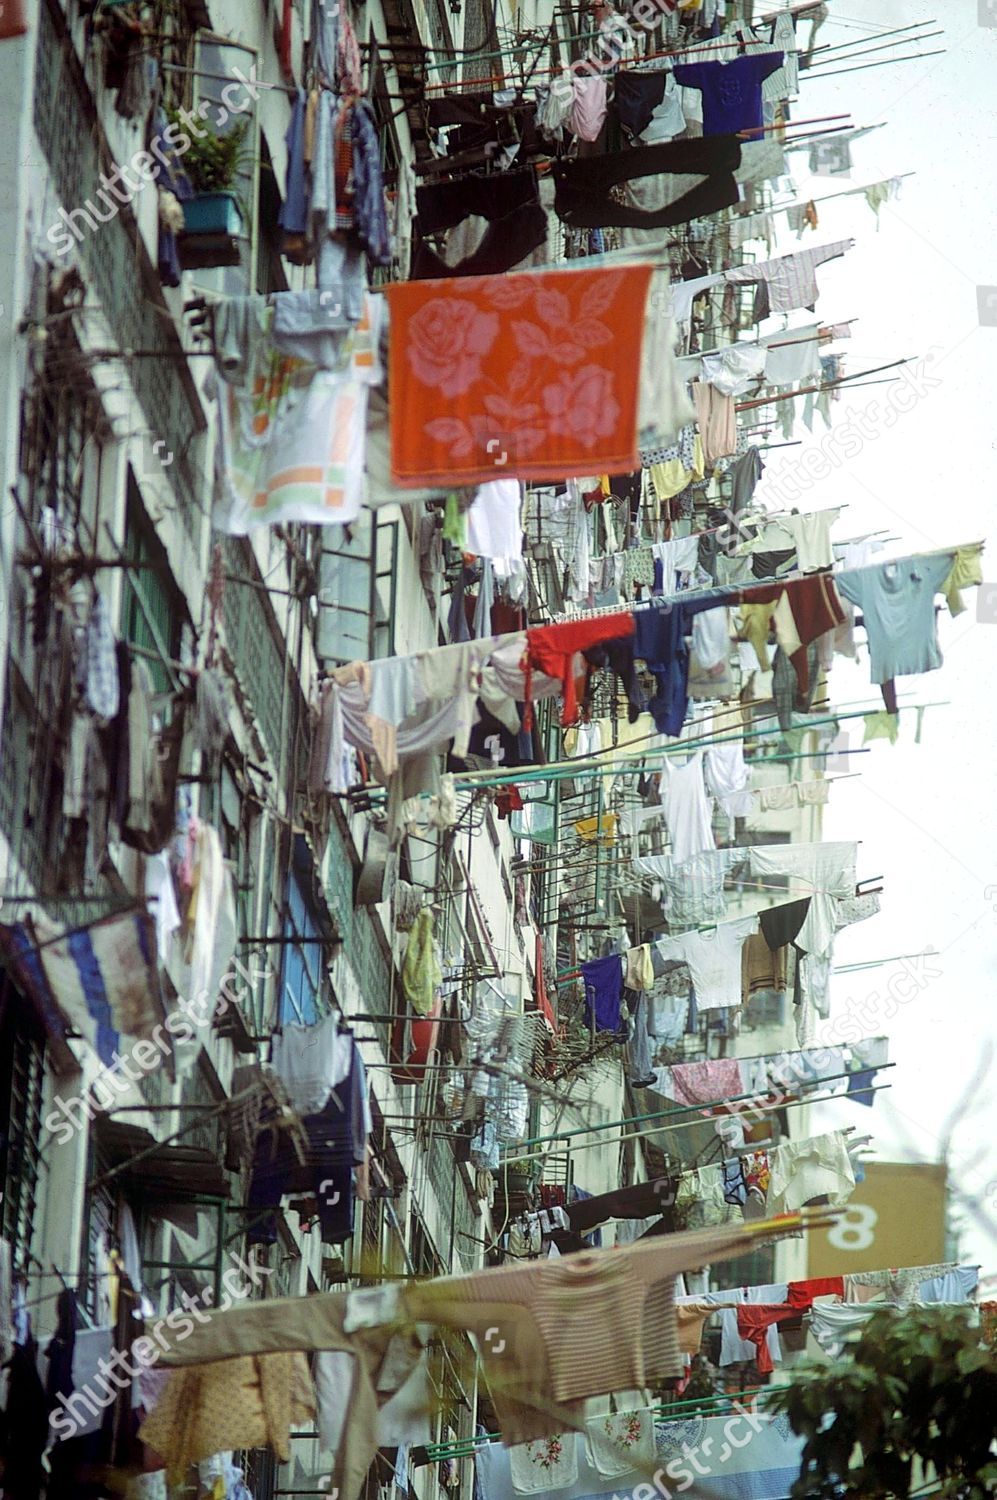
941;542;984;616
594;712;660;797
649;436;703;505
575;812;617;845
401;907;441;1016
650;459;690;504
624;943;654;991
139;1352;314;1483
736;602;775;673
863;712;899;745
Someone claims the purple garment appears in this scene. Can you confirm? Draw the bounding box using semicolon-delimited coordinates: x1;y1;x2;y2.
846;1067;877;1106
673;54;783;136
582;954;624;1032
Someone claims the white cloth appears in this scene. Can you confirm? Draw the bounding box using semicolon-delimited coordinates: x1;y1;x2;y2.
655;915;758;1010
270;1016;354;1117
315;1349;355;1450
661;750;715;865
414;638;521;760
639;74;686;143
701;344;767;397
766;1131;856;1214
144;851;181;964
344;1284;403;1333
309;679;350;794
509;1434;579;1492
785;508;840;573
704;724;752;818
795;891;839;958
809;1301;882;1358
466;480;524;573
640;271;696;449
377;1347;434;1446
761;324;822;385
182;824;237;1069
584;1408;656;1476
66;1326;116;1435
850;1035;889;1069
670;272;725;329
735;139;787;185
654;535;700;593
636;847;741;927
691;606;730;671
747;841;857;896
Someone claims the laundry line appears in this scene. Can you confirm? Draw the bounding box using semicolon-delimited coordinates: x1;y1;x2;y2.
500;1065;895;1152
423;1385;780;1461
433;701;931;793
504;1099;884;1166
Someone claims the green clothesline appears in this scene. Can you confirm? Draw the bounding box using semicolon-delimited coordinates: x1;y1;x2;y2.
423;1386;778;1460
357;700;931;806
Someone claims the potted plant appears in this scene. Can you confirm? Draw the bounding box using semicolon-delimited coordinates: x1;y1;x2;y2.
167;109;249;263
500;1158;534;1196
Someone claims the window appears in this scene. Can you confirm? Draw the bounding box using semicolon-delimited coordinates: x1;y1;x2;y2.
18;328;105;536
279;839;327;1024
121;473;187;695
0;986;46;1273
316;514;400;664
255;134;289;296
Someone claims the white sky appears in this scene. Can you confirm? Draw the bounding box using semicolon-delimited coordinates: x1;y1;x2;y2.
755;1;997;1277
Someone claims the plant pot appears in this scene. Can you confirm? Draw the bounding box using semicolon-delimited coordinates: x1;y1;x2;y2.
182;191;244;235
501;1169;532;1196
178;192;245;269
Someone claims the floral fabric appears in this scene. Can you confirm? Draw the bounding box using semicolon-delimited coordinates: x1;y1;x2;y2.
585;1407;656;1476
386;265;654;487
508;1432;578;1493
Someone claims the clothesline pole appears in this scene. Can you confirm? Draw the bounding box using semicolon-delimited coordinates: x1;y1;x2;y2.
804;48;947;79
833;951;936;973
737;112;850;139
802;20;939;59
503;1066;895;1151
805;31;944;69
436;702;908;791
505;1086;891;1165
737;356;916;410
774;173;915;213
422;1386;778;1460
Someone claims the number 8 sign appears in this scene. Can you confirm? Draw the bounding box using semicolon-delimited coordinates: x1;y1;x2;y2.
827;1203;879;1253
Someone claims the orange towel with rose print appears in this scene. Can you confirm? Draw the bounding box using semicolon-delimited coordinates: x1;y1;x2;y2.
386;265;655;487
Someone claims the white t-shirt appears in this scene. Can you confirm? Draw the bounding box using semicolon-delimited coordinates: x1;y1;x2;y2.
655;915;758;1010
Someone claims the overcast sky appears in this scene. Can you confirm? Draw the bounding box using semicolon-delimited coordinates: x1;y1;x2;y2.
755;1;997;1278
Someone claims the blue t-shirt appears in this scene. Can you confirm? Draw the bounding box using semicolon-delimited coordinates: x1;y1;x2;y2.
836;553;954;685
673;53;783;137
